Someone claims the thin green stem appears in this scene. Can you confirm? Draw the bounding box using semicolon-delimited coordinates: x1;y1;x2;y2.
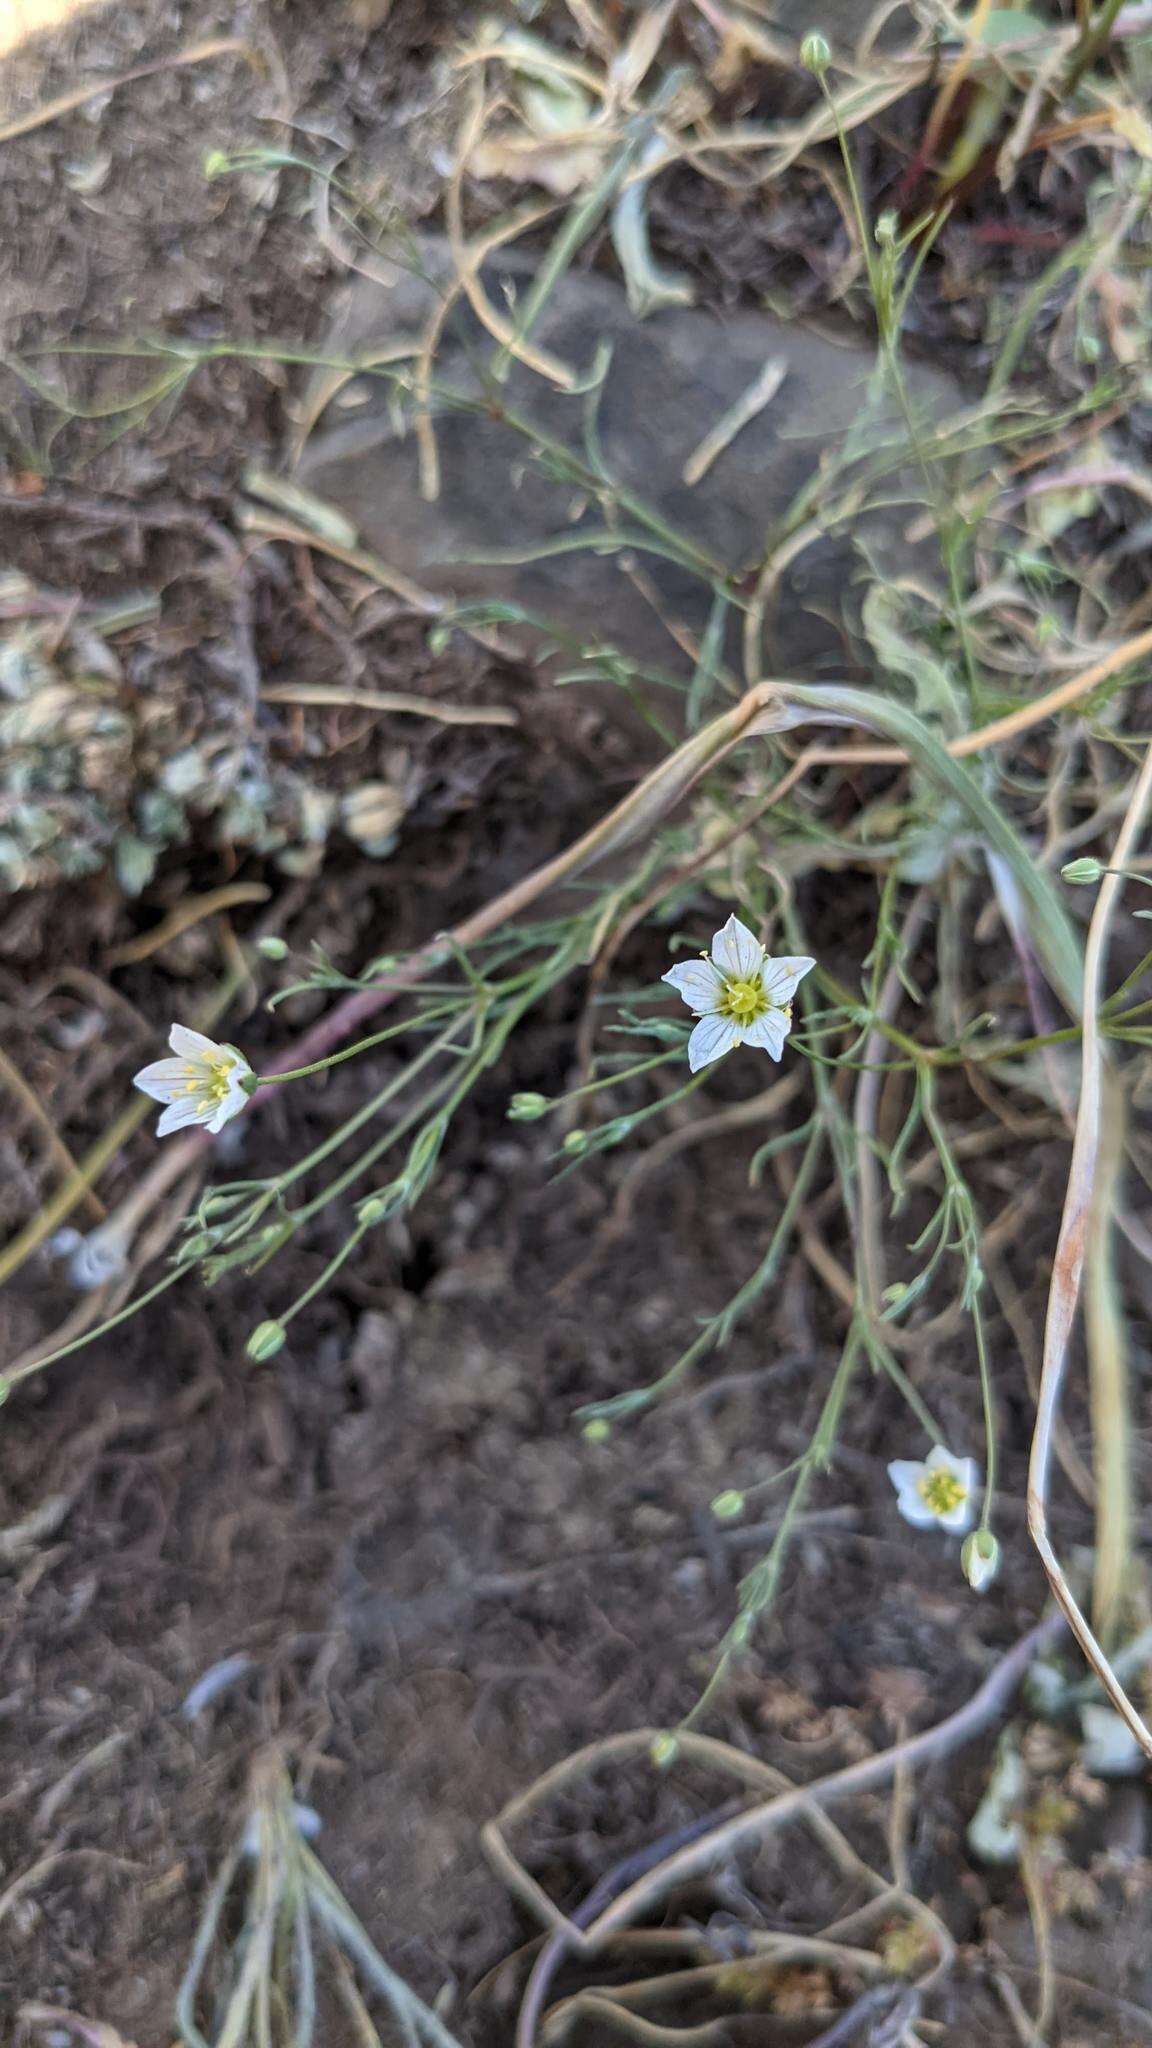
6;1265;192;1389
973;1294;998;1533
255;1001;467;1086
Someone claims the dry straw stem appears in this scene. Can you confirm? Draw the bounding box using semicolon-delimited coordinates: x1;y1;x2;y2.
0;37;258;144
1086;1074;1131;1651
10;646;1098;1334
261;681;519;728
1027;737;1152;1759
0;1042;105;1223
484;1613;1065;1956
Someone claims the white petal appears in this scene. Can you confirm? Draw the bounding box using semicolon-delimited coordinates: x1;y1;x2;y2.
741;1010;790;1059
939;1495;976;1533
759;955;816;1005
157;1097;210;1137
133;1057;191;1104
169;1023;220;1060
888;1459;937;1528
925;1444;974;1483
662;959;723;1015
687;1013;741;1072
895;1488;939;1529
711;914;762;980
205;1074;250;1133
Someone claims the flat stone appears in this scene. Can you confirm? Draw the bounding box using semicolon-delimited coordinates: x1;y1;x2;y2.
295;245;961;688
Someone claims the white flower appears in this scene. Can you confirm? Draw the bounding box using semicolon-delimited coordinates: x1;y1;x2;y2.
662;915;815;1073
888;1444;979;1533
133;1025;254;1137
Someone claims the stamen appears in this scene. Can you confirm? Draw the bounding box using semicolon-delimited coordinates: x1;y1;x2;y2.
918;1469;966;1516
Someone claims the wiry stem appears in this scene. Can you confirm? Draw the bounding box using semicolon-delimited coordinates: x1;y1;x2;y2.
1028;740;1152;1755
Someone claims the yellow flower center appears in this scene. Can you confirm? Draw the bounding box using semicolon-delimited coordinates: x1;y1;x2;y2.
918;1469;966;1517
185;1053;237;1105
718;974;772;1026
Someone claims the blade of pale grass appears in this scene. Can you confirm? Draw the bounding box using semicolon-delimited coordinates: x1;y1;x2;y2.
1027;739;1152;1756
1086;1075;1131;1654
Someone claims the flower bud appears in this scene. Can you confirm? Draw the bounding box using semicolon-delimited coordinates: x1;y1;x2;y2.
256;935;289;960
1061;856;1103;885
961;1528;1000;1593
358;1193;392;1226
650;1733;679;1769
246;1320;287;1362
711;1489;746;1521
875;209;899;245
562;1128;588;1155
582;1417;612;1444
800;31;831;73
508;1092;550;1121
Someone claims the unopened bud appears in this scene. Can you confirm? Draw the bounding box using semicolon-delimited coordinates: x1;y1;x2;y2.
961;1528;1000;1593
650;1733;680;1768
800;31;831;73
711;1489;746;1521
256;935;289;960
358;1194;391;1226
508;1092;550;1121
875;209;899;245
246;1320;286;1362
563;1128;588;1155
1061;857;1103;885
582;1417;611;1444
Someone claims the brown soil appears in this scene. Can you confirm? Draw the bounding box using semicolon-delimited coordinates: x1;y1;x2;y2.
2;4;1150;2045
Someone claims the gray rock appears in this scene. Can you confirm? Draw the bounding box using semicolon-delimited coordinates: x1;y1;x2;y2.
295;245;962;689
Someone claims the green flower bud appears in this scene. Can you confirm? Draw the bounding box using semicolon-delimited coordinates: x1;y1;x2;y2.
246;1320;287;1362
508;1092;550;1121
875;209;899;245
650;1732;679;1769
582;1418;612;1444
961;1528;1000;1593
1061;857;1103;885
256;935;289;960
799;31;831;73
711;1489;746;1521
562;1128;588;1155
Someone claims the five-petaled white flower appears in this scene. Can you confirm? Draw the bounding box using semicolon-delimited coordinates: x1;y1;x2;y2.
134;1025;254;1137
888;1445;979;1533
662;914;815;1073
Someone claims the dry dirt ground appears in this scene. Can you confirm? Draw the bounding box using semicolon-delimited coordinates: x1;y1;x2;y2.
1;2;1150;2043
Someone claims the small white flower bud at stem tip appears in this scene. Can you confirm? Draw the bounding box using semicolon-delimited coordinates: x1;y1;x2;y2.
1061;857;1103;885
961;1528;1000;1592
246;1320;287;1362
711;1490;745;1521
